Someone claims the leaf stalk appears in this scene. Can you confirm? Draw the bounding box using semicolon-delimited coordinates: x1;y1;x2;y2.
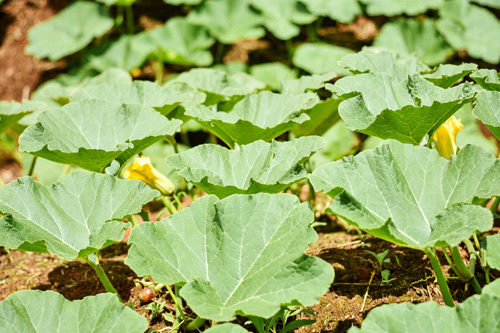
426;249;454;307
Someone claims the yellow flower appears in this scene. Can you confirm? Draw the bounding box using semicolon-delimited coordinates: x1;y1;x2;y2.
432;116;463;159
124;156;174;195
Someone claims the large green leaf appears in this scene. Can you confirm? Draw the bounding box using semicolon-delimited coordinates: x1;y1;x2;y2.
187;0;265;44
302;0;361;23
250;0;316;40
71;80;205;116
170;68;265;105
310;140;498;250
328;72;474;144
26;1;114;60
19;99;182;172
472;0;500;8
293;43;354;76
185;91;318;146
437;0;500;64
482;234;500;270
373;18;453;66
311;120;357;166
337;47;429;80
350;279;500;332
0;171;158;260
167;137;324;198
84;32;155;72
0;290;148;332
455;103;497;156
359;0;443;16
470;69;500;91
125;193;334;321
472;91;500;140
206;324;249;333
145;17;215;66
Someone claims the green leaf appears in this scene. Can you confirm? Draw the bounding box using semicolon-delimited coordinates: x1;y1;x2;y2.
470;69;500;91
0;100;47;134
310;140;498;249
328;72;474;144
472;0;500;8
167;137;324;198
455;103;497;156
349;280;500;332
250;62;298;90
170;68;265;105
145;17;215;66
473;91;500;140
185;91;318;146
437;0;500;64
359;0;443;16
310;120;358;166
19;99;182;172
96;0;136;5
373;19;453;66
205;324;249;333
26;1;113;61
84;32;155;72
0;171;158;260
281;72;337;95
482;234;500;270
31;68;132;107
250;0;316;40
125;193;334;321
422;63;477;88
187;0;265;44
338;47;430;80
0;290;147;332
71;80;205;116
163;0;203;5
293;43;354;76
303;0;361;23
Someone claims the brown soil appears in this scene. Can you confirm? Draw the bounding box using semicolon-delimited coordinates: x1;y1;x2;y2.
0;0;71;101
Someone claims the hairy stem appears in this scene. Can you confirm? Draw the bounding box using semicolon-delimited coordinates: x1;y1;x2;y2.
426;249;454;307
450;246;481;294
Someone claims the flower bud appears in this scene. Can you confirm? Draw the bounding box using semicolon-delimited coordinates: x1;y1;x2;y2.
432;116;463;159
124;156;174;195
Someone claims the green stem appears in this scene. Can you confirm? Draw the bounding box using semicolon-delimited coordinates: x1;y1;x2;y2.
172;193;183;211
490;196;500;215
426;249;454;307
450;246;482;294
442;248;460;277
128;214;138;227
185;317;206;331
28;156;38;177
85;255;121;301
125;5;134;34
161;196;178;215
167;137;180;154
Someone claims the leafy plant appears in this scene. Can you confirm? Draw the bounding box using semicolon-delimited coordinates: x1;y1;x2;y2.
310;140;499;305
303;0;361;23
0;290;148;332
26;1;114;61
167;137;324;197
472;91;500;140
359;0;443;16
125;193;334;321
0;171;158;293
292;43;354;76
247;306;316;333
470;69;500;91
18;99;182;172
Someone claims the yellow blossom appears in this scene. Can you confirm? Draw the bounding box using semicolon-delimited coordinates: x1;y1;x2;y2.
124;156;174;195
432;116;463;159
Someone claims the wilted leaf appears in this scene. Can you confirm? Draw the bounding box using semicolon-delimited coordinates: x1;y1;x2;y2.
126;193;334;321
0;171;158;260
187;0;265;44
0;290;148;332
293;43;354;76
185;91;318;146
19;99;181;172
26;1;114;60
310;140;498;249
167;137;324;197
